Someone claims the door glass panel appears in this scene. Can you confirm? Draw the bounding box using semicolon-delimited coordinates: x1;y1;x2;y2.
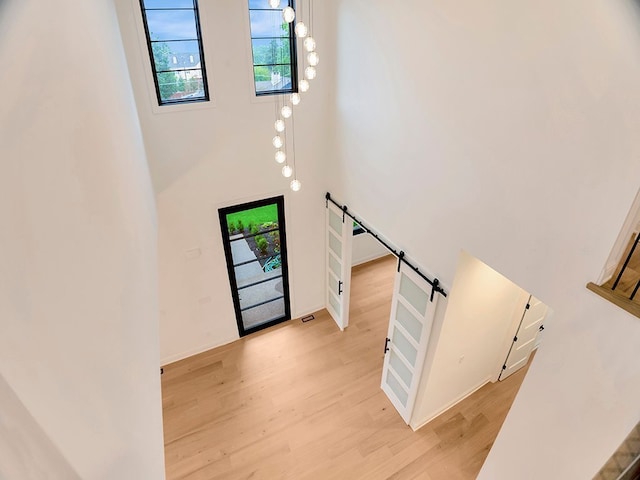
386;370;408;407
399;273;428;315
389;350;412;387
238;276;284;310
329;255;341;278
392;327;417;366
329;293;340;315
329;232;342;260
220;197;290;336
396;301;423;342
329;209;342;234
329;277;339;296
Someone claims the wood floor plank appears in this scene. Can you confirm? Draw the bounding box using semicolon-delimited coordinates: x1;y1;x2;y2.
162;254;531;479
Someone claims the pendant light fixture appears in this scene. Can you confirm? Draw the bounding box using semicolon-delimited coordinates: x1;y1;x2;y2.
268;0;318;192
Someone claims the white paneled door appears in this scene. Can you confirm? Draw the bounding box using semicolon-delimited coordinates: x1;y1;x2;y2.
326;201;352;330
499;295;547;381
381;263;439;424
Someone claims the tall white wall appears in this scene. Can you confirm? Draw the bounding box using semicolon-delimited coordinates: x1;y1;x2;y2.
411;251;529;429
330;0;640;477
0;1;164;478
115;0;333;364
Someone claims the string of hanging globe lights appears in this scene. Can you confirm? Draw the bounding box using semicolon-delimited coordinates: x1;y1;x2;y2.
269;0;318;192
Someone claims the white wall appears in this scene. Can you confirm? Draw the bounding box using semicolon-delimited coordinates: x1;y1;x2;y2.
411;251;529;428
0;374;81;480
329;0;640;477
352;233;389;266
0;1;164;478
114;0;334;364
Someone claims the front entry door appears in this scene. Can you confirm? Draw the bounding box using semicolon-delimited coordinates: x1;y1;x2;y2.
219;196;291;336
499;295;547;380
325;201;352;330
381;263;439;424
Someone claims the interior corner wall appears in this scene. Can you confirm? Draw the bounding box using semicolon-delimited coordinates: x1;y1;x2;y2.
330;0;640;478
114;0;334;364
0;0;164;478
352;233;390;266
410;251;529;429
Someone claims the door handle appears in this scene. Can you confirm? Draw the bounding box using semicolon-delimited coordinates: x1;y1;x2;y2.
384;337;390;354
539;325;545;332
338;280;343;295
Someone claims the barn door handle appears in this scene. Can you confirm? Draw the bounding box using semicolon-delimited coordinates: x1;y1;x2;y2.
338;280;343;295
384;337;390;354
539;325;545;332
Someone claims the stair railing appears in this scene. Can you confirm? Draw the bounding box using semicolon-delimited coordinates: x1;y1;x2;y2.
611;233;640;301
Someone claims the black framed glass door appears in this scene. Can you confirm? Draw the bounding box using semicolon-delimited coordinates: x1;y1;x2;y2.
219;196;291;336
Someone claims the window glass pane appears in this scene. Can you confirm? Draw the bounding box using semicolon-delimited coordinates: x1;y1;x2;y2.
249;11;289;38
251;38;291;66
141;0;209;105
248;0;292;9
152;40;201;70
248;0;295;96
157;69;205;103
146;10;197;41
143;0;194;9
254;65;292;93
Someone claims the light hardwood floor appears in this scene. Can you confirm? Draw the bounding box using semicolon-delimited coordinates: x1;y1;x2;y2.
162;255;532;480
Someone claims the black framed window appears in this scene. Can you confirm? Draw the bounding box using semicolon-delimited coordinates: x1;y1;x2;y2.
248;0;298;96
139;0;209;105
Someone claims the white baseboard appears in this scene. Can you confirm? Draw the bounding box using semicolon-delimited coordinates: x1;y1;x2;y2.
410;377;492;431
352;252;390;267
161;335;238;366
293;304;325;319
161;305;328;366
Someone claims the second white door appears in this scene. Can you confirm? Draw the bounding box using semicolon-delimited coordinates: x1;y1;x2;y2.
326;202;352;330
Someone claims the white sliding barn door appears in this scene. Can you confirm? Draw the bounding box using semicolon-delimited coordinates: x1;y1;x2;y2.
326;202;352;330
381;263;439;424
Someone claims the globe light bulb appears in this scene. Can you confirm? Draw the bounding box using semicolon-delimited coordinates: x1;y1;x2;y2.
294;22;308;38
269;0;280;7
275;150;286;164
275;119;285;132
304;36;316;52
304;66;316;80
282;165;293;178
290;93;301;105
290;179;301;191
272;135;283;148
281;105;292;118
282;7;295;23
307;51;319;66
299;79;310;92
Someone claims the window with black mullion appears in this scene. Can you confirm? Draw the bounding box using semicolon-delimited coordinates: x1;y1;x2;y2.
248;0;298;95
139;0;209;105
